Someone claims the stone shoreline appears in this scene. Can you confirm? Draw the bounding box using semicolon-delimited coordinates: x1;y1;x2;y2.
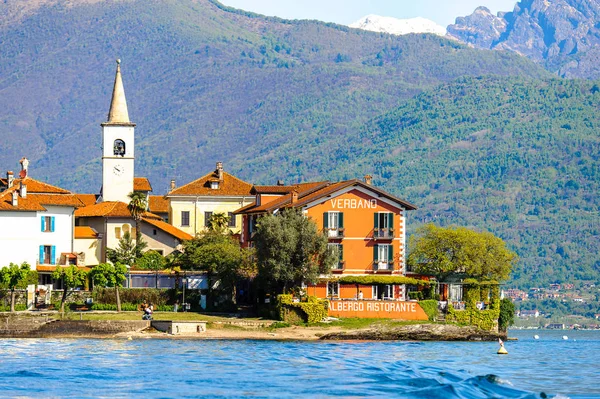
0;318;505;341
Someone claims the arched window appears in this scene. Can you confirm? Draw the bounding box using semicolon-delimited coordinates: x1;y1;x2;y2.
114;139;126;156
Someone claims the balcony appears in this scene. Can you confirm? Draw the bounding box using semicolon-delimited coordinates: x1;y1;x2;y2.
373;228;394;240
373;261;394;272
326;228;345;239
331;261;345;272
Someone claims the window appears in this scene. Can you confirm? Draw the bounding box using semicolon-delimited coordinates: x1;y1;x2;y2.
115;227;122;239
204;211;213;227
181;211;190;227
373;244;393;270
374;212;394;238
373;285;394;300
39;245;55;265
153;229;157;236
210;181;219;189
113;139;125;156
327;282;339;298
328;243;343;269
323;212;344;237
228;212;236;227
41;216;55;232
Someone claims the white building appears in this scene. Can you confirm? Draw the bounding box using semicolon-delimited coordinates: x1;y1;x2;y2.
0;160;83;268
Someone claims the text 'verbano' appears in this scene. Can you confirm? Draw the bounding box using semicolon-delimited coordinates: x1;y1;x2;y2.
330;198;377;209
329;301;418;313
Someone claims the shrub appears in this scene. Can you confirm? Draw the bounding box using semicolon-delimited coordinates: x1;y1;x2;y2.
418;299;438;321
277;295;328;324
498;298;515;331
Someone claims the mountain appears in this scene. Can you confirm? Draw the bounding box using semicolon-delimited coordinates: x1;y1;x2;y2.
447;0;600;79
1;0;598;288
350;15;446;36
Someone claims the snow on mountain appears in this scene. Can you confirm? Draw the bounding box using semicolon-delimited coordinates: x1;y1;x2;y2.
349;14;446;36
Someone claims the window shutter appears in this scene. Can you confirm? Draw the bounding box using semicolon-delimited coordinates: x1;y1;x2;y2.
339;244;343;261
51;216;55;232
51;246;56;265
323;212;329;229
388;213;393;230
41;217;45;232
338;212;344;229
39;246;44;264
373;213;379;229
387;245;393;262
373;244;378;262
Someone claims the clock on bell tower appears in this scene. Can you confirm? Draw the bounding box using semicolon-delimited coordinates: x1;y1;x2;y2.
101;59;136;203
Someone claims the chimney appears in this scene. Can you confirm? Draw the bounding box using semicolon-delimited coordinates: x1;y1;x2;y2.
170;179;176;191
216;162;223;182
364;175;373;185
290;190;298;204
7;171;14;187
19;157;29;178
11;191;18;207
277;180;284;186
19;181;27;198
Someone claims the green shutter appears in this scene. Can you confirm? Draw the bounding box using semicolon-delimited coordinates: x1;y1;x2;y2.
39;246;44;264
388;213;393;230
323;212;329;229
338;212;344;229
339;244;343;261
51;216;55;232
373;213;379;229
373;244;378;262
387;245;393;262
41;217;45;232
51;246;56;265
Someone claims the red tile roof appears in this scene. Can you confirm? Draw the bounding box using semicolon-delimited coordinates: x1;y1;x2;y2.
74;226;99;239
134;177;152;192
142;217;193;241
169;170;253;196
0;177;84;212
74;201;162;220
149;195;169;214
76;194;98;207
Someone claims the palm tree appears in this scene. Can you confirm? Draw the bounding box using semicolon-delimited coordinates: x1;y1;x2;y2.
127;191;147;258
207;212;230;234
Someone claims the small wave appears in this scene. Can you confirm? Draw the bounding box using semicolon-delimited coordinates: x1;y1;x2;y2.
9;370;45;378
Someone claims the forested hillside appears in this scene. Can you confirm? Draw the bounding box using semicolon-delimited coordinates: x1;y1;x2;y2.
1;0;598;288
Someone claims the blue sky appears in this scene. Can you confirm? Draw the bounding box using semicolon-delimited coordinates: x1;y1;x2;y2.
220;0;518;27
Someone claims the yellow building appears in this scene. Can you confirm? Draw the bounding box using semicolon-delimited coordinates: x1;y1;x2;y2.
167;162;253;236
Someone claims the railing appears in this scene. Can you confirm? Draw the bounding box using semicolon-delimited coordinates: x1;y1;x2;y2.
373;228;394;239
332;261;345;271
326;228;345;239
373;261;393;272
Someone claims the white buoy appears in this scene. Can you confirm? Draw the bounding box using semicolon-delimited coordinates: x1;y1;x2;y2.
533;335;539;340
562;335;568;340
497;338;508;355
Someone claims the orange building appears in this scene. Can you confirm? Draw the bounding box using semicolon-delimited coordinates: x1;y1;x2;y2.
236;176;417;301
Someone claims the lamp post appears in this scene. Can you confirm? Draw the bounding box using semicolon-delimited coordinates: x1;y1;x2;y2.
182;273;187;312
125;265;131;288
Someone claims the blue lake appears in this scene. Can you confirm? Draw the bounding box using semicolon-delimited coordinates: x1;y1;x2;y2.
0;329;598;398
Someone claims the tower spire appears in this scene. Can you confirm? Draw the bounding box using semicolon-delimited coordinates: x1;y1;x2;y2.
106;59;130;124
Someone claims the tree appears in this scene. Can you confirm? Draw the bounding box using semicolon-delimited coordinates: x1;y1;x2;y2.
407;223;517;282
51;265;88;313
207;212;230;234
0;262;33;312
499;298;516;332
254;209;336;295
106;232;147;266
90;262;127;312
136;250;166;288
181;231;252;309
127;191;147;258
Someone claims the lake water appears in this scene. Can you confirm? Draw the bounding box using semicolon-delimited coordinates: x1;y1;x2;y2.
0;330;598;398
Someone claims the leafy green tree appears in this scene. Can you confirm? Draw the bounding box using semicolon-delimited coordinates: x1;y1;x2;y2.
127;191;148;258
407;224;517;282
254;209;336;295
90;262;127;312
499;298;516;331
51;265;88;313
0;262;33;312
181;231;252;309
106;232;147;266
207;212;230;234
136;250;166;289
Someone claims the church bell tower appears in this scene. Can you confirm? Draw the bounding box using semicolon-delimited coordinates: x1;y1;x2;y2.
101;59;135;203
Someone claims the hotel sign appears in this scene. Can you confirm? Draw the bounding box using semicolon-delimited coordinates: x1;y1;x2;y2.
328;300;428;320
330;198;377;209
